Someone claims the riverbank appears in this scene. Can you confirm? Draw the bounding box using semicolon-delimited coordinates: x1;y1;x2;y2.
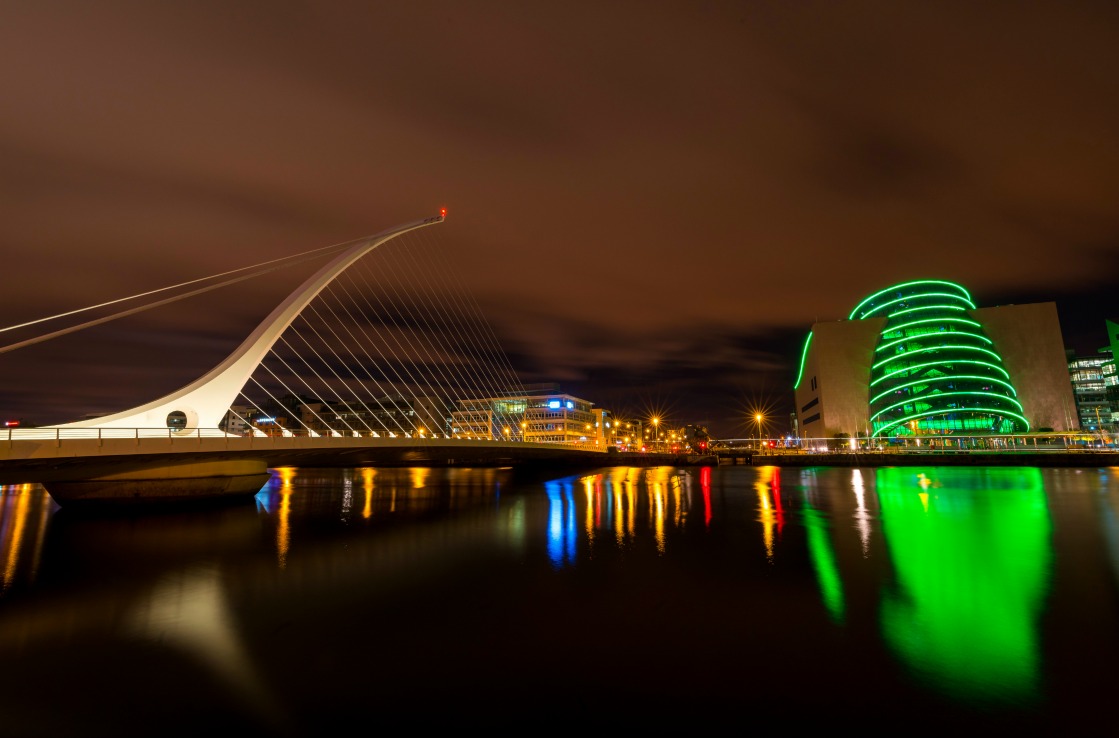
726;449;1119;467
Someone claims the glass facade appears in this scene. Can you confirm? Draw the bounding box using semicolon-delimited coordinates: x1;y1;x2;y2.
450;393;598;443
1068;354;1109;431
850;280;1029;437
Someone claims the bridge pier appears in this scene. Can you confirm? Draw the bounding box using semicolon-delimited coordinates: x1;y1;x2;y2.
41;458;271;507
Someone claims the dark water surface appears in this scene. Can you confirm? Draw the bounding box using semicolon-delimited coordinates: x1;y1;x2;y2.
1;464;1117;735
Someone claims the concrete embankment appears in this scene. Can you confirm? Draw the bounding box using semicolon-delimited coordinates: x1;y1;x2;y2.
562;449;1119;468
731;450;1119;467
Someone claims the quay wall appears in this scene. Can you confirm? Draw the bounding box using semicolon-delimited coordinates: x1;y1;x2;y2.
724;450;1119;468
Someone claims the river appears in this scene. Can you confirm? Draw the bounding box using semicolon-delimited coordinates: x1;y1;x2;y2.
0;464;1116;735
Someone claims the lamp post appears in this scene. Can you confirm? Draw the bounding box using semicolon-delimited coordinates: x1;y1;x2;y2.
652;417;660;450
521;421;527;442
755;413;763;449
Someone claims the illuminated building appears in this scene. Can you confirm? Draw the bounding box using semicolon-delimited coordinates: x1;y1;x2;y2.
1106;319;1119;430
1068;318;1119;432
450;384;600;443
1068;353;1109;431
793;279;1078;439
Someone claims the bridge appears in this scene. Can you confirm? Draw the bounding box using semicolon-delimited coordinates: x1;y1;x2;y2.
0;212;610;505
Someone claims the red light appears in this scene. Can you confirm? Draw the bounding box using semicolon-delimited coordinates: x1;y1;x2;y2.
439;207;447;218
4;420;18;427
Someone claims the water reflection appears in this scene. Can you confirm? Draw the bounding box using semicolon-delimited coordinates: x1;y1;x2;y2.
0;466;1115;731
544;467;696;568
0;483;53;595
127;564;285;730
581;475;595;547
852;469;872;557
611;467;639;545
795;469;847;623
362;467;375;519
700;466;712;528
545;478;576;568
807;505;846;623
754;466;785;561
875;467;1051;705
258;467;297;569
1100;468;1119;587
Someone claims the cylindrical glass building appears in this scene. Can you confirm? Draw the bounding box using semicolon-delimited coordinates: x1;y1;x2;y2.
849;279;1029;437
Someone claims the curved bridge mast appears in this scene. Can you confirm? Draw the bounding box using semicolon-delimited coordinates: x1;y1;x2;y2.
59;213;445;434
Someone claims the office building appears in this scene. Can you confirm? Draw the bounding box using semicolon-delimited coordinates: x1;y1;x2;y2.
451;385;601;444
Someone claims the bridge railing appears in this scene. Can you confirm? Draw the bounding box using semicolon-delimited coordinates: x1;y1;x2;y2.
1;427;608;448
2;427;239;441
711;432;1115;455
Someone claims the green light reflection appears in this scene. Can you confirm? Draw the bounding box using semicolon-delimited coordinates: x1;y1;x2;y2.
876;467;1051;705
803;505;845;624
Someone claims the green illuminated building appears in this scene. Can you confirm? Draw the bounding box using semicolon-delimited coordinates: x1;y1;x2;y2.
794;279;1078;439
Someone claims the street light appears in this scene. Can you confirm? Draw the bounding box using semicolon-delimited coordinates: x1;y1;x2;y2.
521;421;527;442
652;417;660;449
755;413;764;449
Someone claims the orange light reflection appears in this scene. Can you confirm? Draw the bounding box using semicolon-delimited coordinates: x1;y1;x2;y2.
276;467;295;569
362;467;375;519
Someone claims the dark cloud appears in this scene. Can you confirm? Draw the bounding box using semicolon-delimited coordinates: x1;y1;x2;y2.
2;1;1117;436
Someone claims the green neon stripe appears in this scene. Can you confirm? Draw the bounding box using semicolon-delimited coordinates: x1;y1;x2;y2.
870;391;1025;424
857;292;977;320
869;374;1018;404
794;331;813;390
885;304;968;319
873;407;1030;437
849;280;973;320
876;329;994;354
871;359;1011;385
872;344;1003;370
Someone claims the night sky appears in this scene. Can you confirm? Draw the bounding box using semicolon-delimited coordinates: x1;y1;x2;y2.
2;2;1117;437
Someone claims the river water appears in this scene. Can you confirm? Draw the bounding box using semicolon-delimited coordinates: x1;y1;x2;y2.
0;464;1117;735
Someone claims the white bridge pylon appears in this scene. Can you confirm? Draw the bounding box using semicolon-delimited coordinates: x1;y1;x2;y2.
59;214;445;435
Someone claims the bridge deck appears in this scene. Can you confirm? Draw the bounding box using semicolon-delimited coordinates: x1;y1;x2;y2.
0;435;619;484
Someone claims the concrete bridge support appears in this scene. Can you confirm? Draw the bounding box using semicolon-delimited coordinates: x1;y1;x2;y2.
41;458;271;507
